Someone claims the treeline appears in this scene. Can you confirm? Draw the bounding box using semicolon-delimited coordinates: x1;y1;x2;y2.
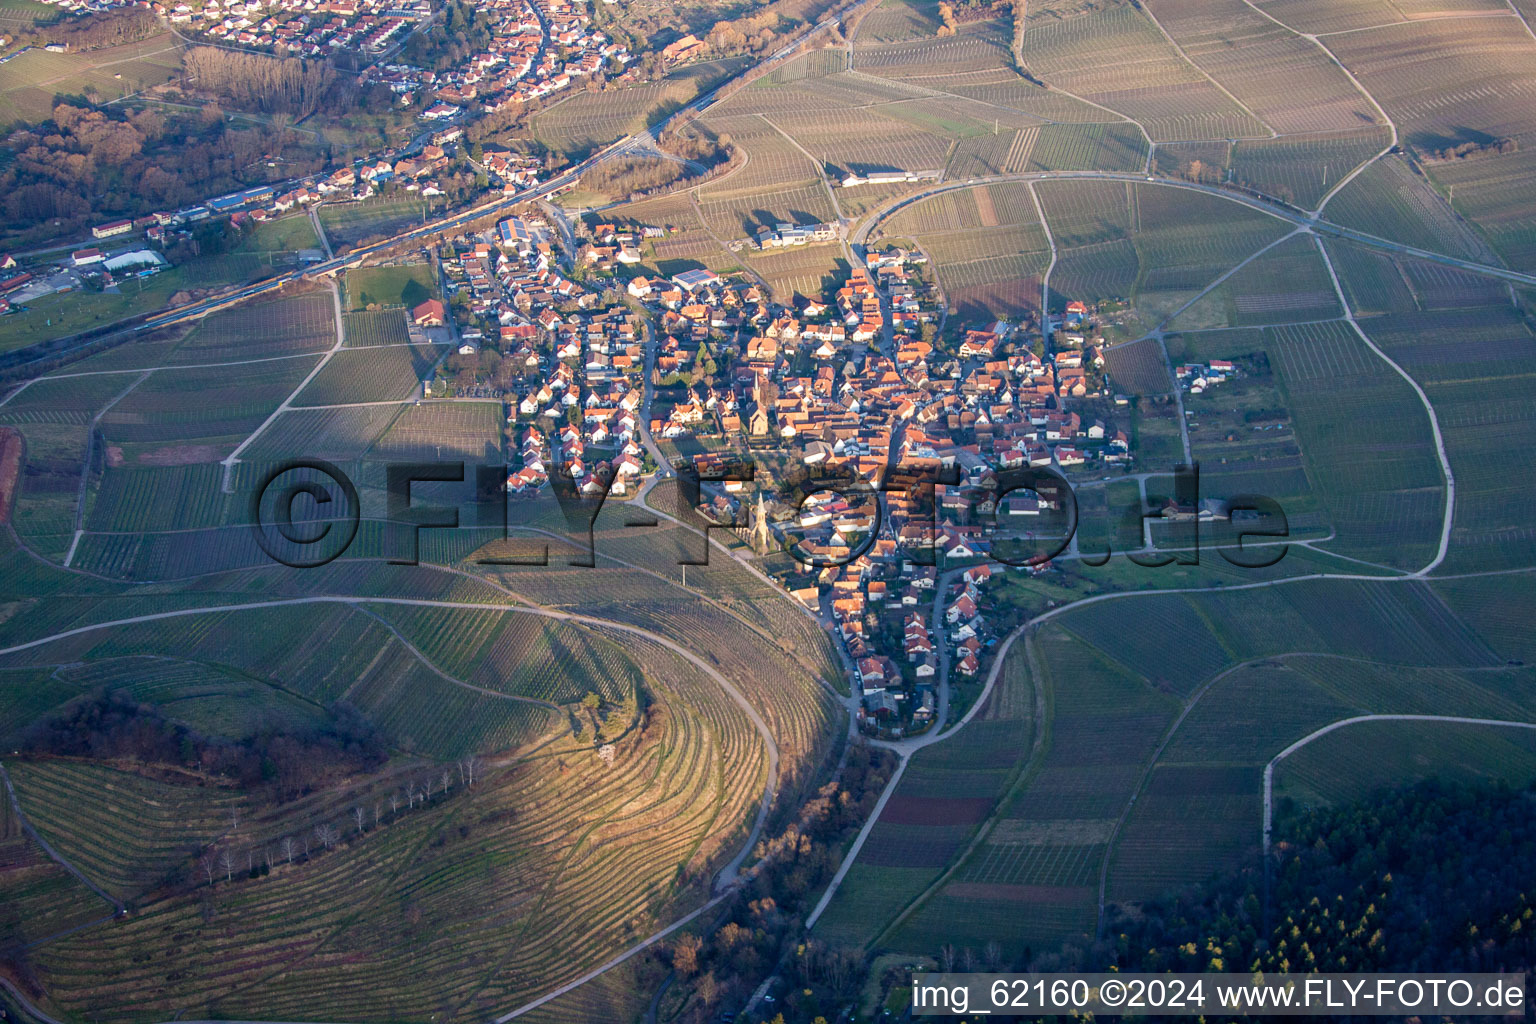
22;691;389;802
1;102;336;238
1090;780;1536;978
665;743;897;1023
22;8;160;51
183;47;353;118
1425;137;1518;162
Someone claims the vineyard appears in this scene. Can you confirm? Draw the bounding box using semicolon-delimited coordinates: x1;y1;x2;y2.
1019;0;1267;141
343;309;413;347
368;400;503;463
293;343;443;406
1325;155;1494;261
1143;0;1378;135
1266;319;1445;568
1360;302;1536;572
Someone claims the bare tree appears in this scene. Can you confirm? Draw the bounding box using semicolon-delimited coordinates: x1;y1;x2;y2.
200;851;217;887
302;834;310;858
264;847;274;871
219;848;235;882
315;823;338;851
353;806;366;835
390;793;401;817
280;836;296;865
984;940;1002;971
960;946;976;972
457;759;468;787
440;767;452;794
246;848;254;874
406;782;418;808
374;801;382;828
465;757;479;787
228;807;240;834
423;776;433;800
940;944;956;973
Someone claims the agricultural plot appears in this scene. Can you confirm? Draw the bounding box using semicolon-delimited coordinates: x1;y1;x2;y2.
99;358;320;448
1143;0;1378;135
367;400;502;463
1358;305;1536;571
532;79;703;157
319;198;433;250
855;20;1015;80
241;404;403;463
167;291;338;362
1265;319;1444;568
1274;720;1536;810
816;655;1035;952
891;625;1175;957
942;253;1050;315
0;373;164;558
697;180;837;241
58;656;327;739
368;605;639;706
1435;572;1536;664
1036;179;1133;247
1049;240;1139;309
1102;338;1173;396
85;463;231;534
945;69;1132;124
10;760;251;900
1170;234;1341;330
746;243;848;302
694;114;822;200
605;192;738;277
1248;0;1404;35
1128;184;1291;323
1021;122;1147;173
1018;0;1268;141
1325;240;1420;316
343;309;413;347
0;783;112;948
344;263;436;311
855;0;942;43
1325;19;1536;155
293;343;444;406
1106;764;1259;901
1427;140;1536;273
0;35;184;123
771;106;953;177
1325;155;1496;261
1228;128;1392;210
27;657;758;1024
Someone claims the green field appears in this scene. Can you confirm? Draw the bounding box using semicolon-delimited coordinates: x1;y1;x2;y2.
344;263;437;311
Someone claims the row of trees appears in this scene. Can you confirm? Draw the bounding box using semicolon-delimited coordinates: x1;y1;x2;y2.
194;758;483;888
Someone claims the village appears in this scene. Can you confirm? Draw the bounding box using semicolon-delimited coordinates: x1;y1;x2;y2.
379;200;1184;740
